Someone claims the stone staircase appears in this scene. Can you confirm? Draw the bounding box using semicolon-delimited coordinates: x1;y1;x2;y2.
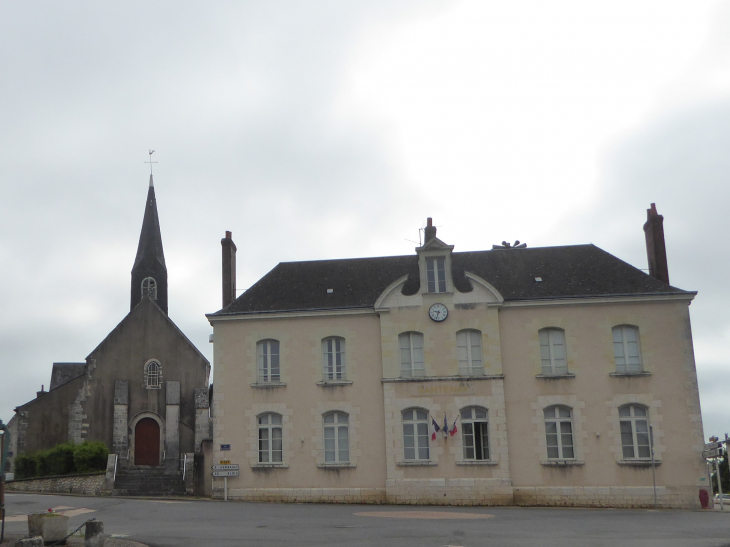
113;467;186;496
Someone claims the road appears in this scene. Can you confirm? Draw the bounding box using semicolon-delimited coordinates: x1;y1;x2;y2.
3;493;730;547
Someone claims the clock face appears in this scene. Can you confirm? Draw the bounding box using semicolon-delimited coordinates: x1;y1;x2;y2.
429;303;448;322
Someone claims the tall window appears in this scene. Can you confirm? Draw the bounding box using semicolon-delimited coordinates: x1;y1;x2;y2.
461;406;489;460
399;332;425;378
257;340;280;383
141;277;157;300
544;406;574;459
322;337;346;381
619;404;651;459
426;256;446;293
258;413;283;463
457;330;483;376
323;411;349;463
402;408;429;461
144;360;161;389
613;326;642;373
539;328;567;375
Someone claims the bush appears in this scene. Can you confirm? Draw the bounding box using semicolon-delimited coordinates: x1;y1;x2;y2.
47;443;76;476
15;441;109;478
73;441;108;473
14;454;36;479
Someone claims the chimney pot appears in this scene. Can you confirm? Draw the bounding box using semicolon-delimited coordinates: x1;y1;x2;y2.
424;218;437;243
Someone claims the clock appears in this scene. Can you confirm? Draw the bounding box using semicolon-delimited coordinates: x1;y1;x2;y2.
429;303;448;322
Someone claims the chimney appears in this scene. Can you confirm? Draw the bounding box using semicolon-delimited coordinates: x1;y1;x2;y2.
424;217;437;243
643;203;669;285
221;231;237;308
36;385;45;398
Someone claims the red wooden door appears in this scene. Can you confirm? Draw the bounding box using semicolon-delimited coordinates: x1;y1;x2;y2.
135;418;160;466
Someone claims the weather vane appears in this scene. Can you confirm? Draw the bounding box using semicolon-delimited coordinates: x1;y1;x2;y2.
144;149;157;175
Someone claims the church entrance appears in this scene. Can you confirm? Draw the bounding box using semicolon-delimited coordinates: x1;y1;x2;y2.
134;417;160;466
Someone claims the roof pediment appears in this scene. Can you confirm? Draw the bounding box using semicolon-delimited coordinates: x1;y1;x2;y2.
416;236;454;252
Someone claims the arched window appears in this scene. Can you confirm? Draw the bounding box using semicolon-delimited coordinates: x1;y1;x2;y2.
613;325;642;373
322;337;346;381
323;411;349;463
544;405;574;459
258;412;283;463
402;408;429;461
144;360;162;389
141;277;157;300
461;406;489;460
457;330;483;376
257;339;280;383
619;404;651;459
539;328;567;375
399;332;424;378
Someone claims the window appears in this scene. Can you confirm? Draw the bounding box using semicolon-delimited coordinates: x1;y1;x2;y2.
457;330;483;375
461;406;489;460
426;256;446;293
322;337;346;381
258;413;283;463
399;332;425;377
613;326;642;373
257;340;280;383
141;277;157;300
544;406;574;459
619;404;651;459
402;408;429;461
323;411;349;463
539;328;567;375
144;360;161;389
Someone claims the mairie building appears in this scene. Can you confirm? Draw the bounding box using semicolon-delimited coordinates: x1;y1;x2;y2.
206;205;706;508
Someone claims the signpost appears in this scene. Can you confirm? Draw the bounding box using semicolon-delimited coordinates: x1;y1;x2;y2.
212;464;239;501
704;437;726;511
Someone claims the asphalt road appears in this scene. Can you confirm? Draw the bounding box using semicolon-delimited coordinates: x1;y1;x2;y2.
3;493;730;547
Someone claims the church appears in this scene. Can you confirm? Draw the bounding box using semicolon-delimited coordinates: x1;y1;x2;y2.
6;176;212;495
206;205;706;508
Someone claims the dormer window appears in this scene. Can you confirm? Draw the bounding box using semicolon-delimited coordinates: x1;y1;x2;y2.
142;277;157;300
426;257;446;293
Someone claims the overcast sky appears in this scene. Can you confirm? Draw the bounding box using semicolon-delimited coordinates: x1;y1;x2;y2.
1;1;728;440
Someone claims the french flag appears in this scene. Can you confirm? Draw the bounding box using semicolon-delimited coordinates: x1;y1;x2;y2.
431;417;441;441
449;418;458;437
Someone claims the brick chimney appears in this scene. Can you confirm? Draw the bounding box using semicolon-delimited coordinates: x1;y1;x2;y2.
643;203;669;285
424;218;436;243
221;231;237;308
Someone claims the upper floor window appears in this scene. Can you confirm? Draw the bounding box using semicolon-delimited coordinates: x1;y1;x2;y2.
399;332;425;378
613;325;642;373
426;257;446;293
323;411;349;463
402;408;429;461
457;330;483;376
544;405;574;459
258;412;283;463
539;328;567;375
144;360;162;389
141;277;157;300
257;339;280;383
619;404;651;459
461;406;489;460
322;337;346;381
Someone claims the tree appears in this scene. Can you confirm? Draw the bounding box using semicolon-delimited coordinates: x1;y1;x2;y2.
711;449;729;494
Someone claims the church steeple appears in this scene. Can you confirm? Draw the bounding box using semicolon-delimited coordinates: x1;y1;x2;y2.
131;175;168;314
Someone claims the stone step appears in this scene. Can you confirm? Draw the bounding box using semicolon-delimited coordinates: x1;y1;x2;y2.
113;469;186;496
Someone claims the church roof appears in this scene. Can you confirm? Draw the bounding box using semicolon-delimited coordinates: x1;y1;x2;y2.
132;176;166;272
211;244;692;316
49;363;86;391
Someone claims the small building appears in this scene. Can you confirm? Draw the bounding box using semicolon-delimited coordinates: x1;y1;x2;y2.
206;205;706;508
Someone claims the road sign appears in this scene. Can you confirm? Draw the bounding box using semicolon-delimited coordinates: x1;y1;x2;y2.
705;441;722;451
212;470;239;477
212;464;239;471
220;444;231;451
219;459;231;465
703;448;721;459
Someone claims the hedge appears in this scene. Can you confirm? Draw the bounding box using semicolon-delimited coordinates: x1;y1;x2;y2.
14;441;108;479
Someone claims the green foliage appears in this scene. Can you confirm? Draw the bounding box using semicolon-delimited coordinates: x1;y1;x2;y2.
73;441;108;473
712;450;729;494
15;441;109;478
46;443;76;476
14;454;36;479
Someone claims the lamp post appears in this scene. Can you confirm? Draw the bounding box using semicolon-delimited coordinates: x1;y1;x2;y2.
0;419;9;543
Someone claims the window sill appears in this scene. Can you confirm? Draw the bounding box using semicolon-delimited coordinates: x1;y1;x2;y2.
541;459;584;466
252;463;289;469
535;373;575;379
609;371;651;377
316;380;352;387
397;461;438;467
145;386;162;390
250;382;287;388
617;459;661;467
317;463;356;469
383;375;504;383
456;460;499;466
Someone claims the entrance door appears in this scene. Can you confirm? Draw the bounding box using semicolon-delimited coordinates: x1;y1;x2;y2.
135;418;160;466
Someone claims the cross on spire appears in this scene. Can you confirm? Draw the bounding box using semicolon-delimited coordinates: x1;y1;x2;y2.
145;149;158;175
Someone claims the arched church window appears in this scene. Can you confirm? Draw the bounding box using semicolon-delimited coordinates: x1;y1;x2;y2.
144;360;162;389
141;277;157;300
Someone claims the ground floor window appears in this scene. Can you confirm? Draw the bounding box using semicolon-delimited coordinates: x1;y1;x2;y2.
258;412;283;463
461;406;489;460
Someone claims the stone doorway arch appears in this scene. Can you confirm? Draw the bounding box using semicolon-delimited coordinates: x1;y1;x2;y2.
129;412;165;466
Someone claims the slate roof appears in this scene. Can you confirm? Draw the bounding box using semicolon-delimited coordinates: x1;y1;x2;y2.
211;244;692;316
49;362;86;391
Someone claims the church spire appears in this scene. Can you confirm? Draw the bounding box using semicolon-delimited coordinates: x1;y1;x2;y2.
131;178;168;314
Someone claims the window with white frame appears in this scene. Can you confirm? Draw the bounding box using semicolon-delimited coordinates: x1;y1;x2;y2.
544;405;574;459
322;337;346;381
457;330;483;376
426;256;447;293
612;325;642;373
402;408;429;461
257;412;283;463
619;404;651;459
539;328;568;375
257;339;280;383
461;406;489;460
144;360;162;389
323;411;349;463
141;277;157;300
399;332;425;378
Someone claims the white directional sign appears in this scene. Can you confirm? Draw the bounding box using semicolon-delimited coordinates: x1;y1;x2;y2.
212;464;239;471
212;470;239;477
703;441;723;459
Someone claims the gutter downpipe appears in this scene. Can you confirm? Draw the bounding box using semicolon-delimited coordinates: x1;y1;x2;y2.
1;419;9;543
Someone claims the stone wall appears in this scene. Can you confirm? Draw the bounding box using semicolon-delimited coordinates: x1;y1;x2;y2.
218;486;386;504
512;485;700;509
385;478;513;506
6;472;109;496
